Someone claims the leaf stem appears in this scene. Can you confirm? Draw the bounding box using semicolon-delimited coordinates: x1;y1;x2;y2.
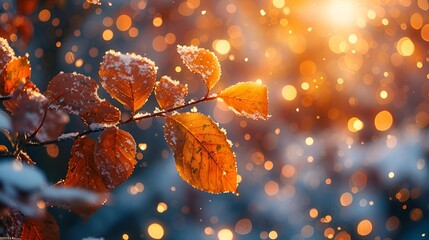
27;96;218;147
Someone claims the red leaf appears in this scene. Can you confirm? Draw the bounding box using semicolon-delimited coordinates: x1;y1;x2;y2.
36;109;69;142
4;83;68;141
60;137;108;219
154;76;188;109
21;213;59;240
45;72;115;126
3;84;48;135
95;127;137;190
0;37;15;76
45;72;100;115
99;50;157;113
0;208;23;238
0;56;31;95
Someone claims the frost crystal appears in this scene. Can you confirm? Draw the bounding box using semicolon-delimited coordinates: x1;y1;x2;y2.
89;123;116;131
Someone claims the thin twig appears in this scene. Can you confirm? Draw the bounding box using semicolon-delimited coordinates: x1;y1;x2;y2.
0;95;12;101
27;95;218;147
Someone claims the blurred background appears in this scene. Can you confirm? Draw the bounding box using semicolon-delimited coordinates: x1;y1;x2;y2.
1;0;429;239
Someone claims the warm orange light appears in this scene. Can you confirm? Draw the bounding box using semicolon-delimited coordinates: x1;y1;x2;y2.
357;219;372;236
116;14;132;31
374;111;393;131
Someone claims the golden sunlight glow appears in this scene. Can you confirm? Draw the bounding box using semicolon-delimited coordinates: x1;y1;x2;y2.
397;37;415;56
323;0;360;27
213;39;231;55
218;228;234;240
272;0;285;9
348;117;364;132
148;223;164;239
282;85;297;101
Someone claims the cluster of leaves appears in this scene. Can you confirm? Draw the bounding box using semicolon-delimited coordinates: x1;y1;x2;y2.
0;38;268;238
0;0;42;47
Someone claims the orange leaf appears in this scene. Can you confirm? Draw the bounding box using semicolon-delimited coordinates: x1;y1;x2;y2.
0;208;23;238
99;50;157;113
95;127;137;190
0;56;31;95
80;101;121;126
218;82;269;120
164;112;237;194
21;213;59;240
61;137;107;219
45;72;113;126
0;37;15;75
177;45;221;91
154;76;188;109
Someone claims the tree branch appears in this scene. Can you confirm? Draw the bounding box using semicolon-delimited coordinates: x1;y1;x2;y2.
26;95;218;147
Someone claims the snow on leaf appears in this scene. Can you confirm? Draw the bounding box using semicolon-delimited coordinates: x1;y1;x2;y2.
3;84;68;141
21;213;59;240
0;56;31;95
3;84;48;135
177;45;221;91
99;50;157;113
0;207;23;238
154;76;188;109
0;38;15;77
164;112;237;194
218;82;269;120
45;72;100;114
45;72;115;127
94;127;137;190
60;137;107;219
80;100;121;126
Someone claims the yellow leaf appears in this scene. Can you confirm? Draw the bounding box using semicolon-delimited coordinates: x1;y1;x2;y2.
154;76;188;109
164;112;237;194
99;50;157;113
177;45;221;91
218;82;269;120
